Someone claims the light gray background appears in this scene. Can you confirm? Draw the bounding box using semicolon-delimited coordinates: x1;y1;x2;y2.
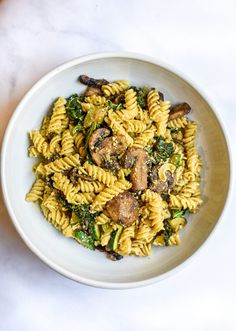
0;0;236;330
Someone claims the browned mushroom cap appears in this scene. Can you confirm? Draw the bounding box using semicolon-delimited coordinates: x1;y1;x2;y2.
89;128;110;152
123;147;148;191
169;102;191;120
149;180;168;193
79;75;109;87
165;170;176;189
89;128;127;168
149;167;176;193
114;94;125;104
84;86;103;97
148;164;161;182
105;192;139;226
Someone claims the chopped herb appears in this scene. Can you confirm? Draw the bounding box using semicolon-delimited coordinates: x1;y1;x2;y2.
169;127;181;133
107;100;123;111
170;153;181;167
163;220;173;246
84;122;99;164
84;122;98;149
131;86;149;108
152;137;174;164
171;209;187;219
72;122;83;134
66;94;85;132
85;151;94;164
74;230;95;250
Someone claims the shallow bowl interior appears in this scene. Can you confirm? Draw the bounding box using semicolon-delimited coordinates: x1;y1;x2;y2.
1;53;230;288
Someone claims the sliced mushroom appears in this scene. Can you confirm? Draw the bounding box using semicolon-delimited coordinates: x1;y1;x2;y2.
89;128;127;168
84;86;103;97
79;75;109;87
123;147;148;191
97;245;123;260
165;170;176;189
114;93;125;104
158;91;164;101
169;102;191;120
89;128;110;152
149;167;176;193
149;179;168;193
105;192;139;226
148;164;161;182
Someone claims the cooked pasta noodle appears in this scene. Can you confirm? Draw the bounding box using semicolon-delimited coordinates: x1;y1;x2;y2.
47;97;67;135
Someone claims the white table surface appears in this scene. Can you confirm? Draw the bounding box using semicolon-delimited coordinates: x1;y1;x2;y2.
1;0;236;330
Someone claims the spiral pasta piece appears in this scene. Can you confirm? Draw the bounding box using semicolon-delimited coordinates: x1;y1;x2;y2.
117;225;135;256
147;89;161;121
148;196;165;232
42;190;59;211
91;179;132;211
28;146;39;158
116;88;138;120
29;131;51;158
96;213;110;225
168;116;188;129
40;115;50;137
184;122;202;175
179;181;200;197
141;189;160;202
102;80;129;96
47;97;67;134
169;194;202;212
105;110;133;146
41;204;73;237
75;179;104;193
74;132;84;150
84;95;107;105
100;226;113;246
156;100;170;136
136;222;155;243
83;161;117;186
53;172;95;204
133;125;155;148
131;241;152;256
26;179;45;202
49;134;61;155
44;154;80;175
60;129;74;156
123;120;146;133
137;107;152;125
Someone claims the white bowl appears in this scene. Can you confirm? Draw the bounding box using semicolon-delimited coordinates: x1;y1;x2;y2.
1;52;231;289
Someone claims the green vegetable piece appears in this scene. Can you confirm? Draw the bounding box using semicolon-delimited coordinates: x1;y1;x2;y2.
107;100;123;111
169;217;187;233
107;227;123;251
66;94;85;133
74;230;95;250
152;137;174;164
83;106;106;128
171;209;187;219
170;153;181;167
130;86;149;108
72;122;83;134
66;94;84;121
163;221;173;246
169;127;181;133
90;223;100;241
84;122;98;149
71;211;80;225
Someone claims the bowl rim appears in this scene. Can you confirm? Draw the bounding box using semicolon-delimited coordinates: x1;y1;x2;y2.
1;51;233;289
